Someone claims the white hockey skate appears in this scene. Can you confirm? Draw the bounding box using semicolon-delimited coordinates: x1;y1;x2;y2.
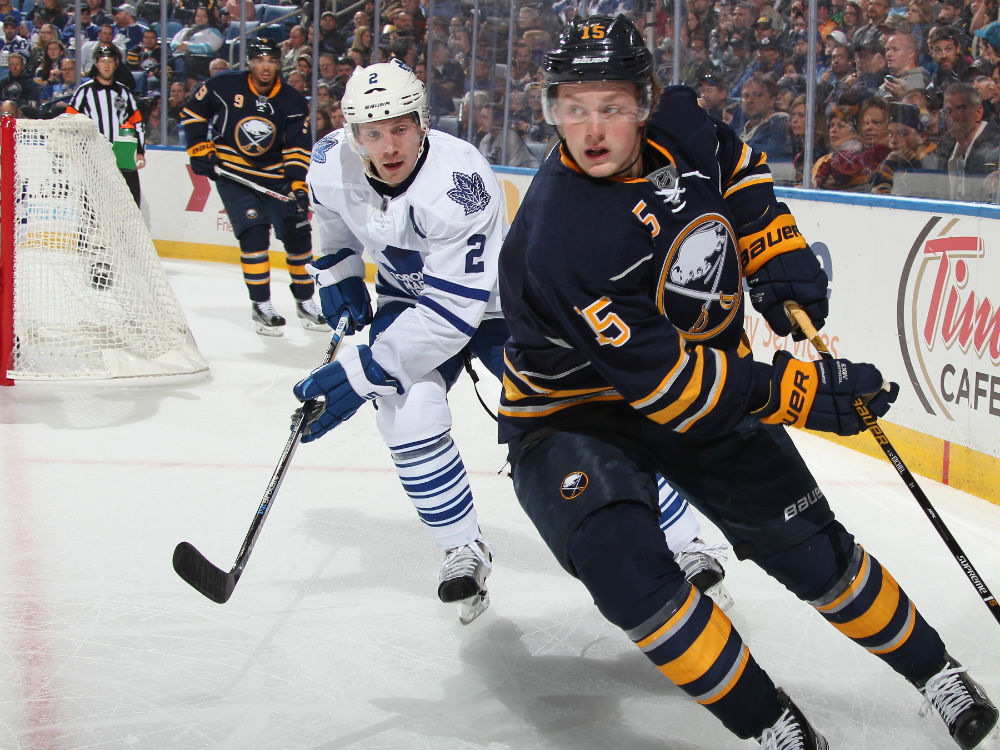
758;688;829;750
251;301;286;337
437;537;494;625
295;299;329;331
675;537;734;611
916;653;999;750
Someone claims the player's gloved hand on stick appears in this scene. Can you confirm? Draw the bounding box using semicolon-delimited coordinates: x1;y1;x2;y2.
753;350;899;436
745;247;828;340
307;253;373;334
292;345;402;442
292;188;310;215
187;141;218;180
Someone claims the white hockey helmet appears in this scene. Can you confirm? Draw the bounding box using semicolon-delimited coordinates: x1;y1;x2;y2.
342;59;429;171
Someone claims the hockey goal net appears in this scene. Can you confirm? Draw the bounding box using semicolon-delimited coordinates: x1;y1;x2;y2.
0;114;208;384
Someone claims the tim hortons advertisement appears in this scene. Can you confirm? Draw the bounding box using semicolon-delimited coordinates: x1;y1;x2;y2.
775;198;1000;459
897;214;1000;457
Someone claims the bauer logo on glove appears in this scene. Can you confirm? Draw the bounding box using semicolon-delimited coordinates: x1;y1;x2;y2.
753;351;899;436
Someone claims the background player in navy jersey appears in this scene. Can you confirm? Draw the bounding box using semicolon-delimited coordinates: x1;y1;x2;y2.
180;38;326;336
497;15;997;750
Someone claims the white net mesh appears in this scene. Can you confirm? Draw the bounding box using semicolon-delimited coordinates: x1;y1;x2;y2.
6;115;208;382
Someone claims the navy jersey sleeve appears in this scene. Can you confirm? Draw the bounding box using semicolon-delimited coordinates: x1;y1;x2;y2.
652;86;809;277
179;75;216;148
279;88;311;191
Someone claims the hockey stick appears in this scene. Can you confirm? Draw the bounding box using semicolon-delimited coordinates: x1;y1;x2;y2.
172;312;351;604
784;301;1000;626
219;170;293;202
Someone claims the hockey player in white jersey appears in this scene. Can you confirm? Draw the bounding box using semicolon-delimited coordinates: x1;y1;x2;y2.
292;59;731;623
294;59;505;624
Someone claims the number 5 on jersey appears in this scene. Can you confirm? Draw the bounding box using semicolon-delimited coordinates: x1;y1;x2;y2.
576;297;630;347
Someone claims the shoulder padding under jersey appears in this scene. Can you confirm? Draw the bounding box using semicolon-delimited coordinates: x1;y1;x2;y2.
649;85;725;174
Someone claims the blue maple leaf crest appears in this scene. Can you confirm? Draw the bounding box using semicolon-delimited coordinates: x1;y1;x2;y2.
310;131;341;164
446;172;491;215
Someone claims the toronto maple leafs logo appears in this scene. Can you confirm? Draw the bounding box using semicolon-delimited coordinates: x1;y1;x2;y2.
446;171;491;215
310;130;341;164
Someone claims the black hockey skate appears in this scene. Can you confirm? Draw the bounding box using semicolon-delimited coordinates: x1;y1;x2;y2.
915;653;998;750
251;301;286;337
295;299;328;331
757;689;829;750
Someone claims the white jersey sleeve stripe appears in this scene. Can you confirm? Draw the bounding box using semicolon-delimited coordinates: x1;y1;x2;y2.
418;297;477;337
423;274;491;302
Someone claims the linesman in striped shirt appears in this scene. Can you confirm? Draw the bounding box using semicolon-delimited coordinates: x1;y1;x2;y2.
66;43;145;206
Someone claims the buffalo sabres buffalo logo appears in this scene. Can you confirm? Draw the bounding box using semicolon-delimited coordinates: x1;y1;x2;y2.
560;471;589;500
235;116;276;157
446;172;491;215
658;215;741;340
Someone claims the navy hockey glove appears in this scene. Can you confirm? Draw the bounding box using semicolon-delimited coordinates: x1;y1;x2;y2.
745;247;828;340
307;253;373;335
187;141;217;180
292;345;402;442
290;183;310;215
753;351;899;436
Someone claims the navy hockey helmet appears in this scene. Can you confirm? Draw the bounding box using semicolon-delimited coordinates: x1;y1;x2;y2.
247;37;281;61
542;15;654;125
544;15;653;85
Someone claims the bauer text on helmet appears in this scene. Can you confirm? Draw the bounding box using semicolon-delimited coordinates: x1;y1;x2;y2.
541;15;654;127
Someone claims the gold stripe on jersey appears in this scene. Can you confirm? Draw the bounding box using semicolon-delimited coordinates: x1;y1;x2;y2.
638;347;705;422
630;346;692;410
722;172;774;200
179;107;208;126
675;349;726;432
727;142;753;183
496;388;623;420
502;352;615;398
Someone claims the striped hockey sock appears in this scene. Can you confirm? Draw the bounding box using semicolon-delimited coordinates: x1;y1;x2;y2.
391;432;480;550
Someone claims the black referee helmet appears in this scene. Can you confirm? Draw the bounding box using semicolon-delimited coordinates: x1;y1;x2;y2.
94;43;121;62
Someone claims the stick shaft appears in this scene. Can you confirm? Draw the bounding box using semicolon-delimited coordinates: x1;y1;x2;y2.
219;170;292;202
784;302;1000;624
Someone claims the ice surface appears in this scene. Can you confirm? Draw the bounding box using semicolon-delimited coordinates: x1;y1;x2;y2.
1;259;997;750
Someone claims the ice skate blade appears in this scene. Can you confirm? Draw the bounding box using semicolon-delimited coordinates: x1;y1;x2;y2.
705;580;734;612
299;318;329;331
456;591;489;625
254;322;285;337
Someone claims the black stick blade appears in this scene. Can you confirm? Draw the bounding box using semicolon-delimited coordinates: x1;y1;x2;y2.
172;541;237;604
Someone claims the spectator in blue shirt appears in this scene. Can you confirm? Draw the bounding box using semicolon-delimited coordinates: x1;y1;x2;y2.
112;4;145;51
62;5;100;48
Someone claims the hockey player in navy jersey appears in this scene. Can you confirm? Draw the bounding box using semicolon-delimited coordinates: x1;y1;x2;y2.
497;14;997;750
180;37;326;336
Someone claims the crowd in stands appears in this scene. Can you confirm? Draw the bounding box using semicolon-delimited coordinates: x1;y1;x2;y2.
1;0;1000;201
